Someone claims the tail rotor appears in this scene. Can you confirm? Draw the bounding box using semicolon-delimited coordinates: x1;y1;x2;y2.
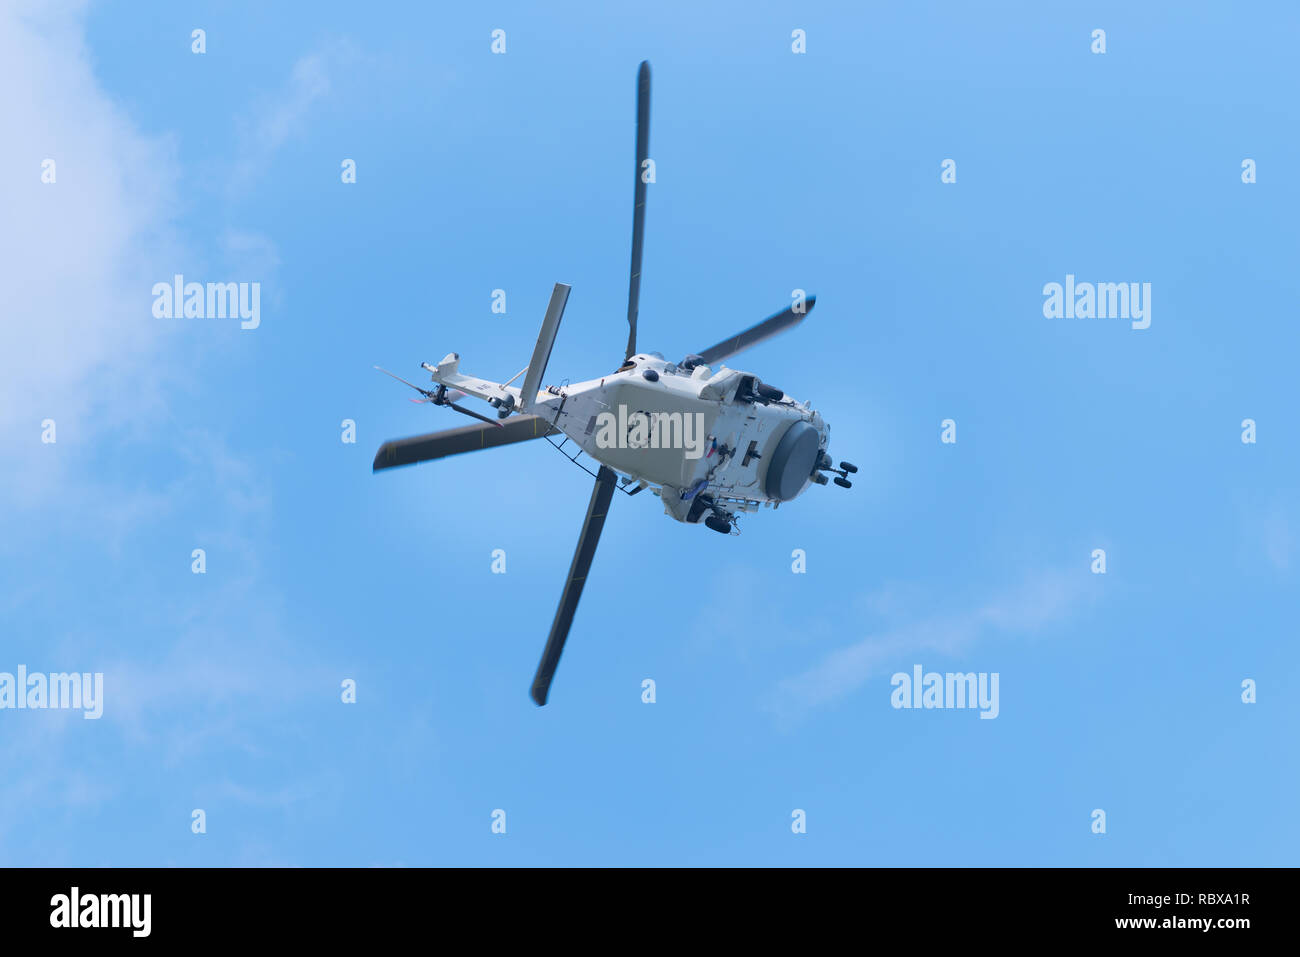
374;366;502;428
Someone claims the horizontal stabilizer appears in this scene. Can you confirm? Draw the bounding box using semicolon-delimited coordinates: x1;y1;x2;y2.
519;283;570;413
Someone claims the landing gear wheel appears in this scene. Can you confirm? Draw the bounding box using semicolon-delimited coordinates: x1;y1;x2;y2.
833;476;853;489
839;461;858;474
705;515;732;535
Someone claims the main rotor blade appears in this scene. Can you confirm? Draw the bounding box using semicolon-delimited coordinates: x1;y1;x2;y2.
372;414;558;471
530;465;617;706
696;295;817;366
625;60;651;362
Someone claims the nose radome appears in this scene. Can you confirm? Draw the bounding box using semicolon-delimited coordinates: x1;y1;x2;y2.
764;420;821;501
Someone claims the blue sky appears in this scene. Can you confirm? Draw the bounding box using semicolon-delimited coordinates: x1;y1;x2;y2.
1;0;1296;866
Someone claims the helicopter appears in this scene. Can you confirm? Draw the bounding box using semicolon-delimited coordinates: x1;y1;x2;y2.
373;61;855;705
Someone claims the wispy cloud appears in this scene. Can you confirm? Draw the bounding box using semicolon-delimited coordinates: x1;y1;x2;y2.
1260;498;1295;574
769;568;1090;719
228;44;354;193
254;53;331;146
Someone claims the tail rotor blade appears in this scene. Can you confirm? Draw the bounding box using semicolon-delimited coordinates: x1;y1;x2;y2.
625;61;651;361
374;365;434;398
530;465;618;706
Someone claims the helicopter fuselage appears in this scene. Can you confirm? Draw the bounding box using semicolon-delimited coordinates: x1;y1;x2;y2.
428;350;831;527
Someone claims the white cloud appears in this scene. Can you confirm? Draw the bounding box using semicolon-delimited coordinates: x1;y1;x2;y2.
0;13;335;494
0;1;182;494
0;7;333;848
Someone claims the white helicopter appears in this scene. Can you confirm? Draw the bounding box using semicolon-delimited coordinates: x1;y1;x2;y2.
373;61;855;705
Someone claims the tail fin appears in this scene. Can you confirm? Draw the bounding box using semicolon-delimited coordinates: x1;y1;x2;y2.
518;283;570;413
